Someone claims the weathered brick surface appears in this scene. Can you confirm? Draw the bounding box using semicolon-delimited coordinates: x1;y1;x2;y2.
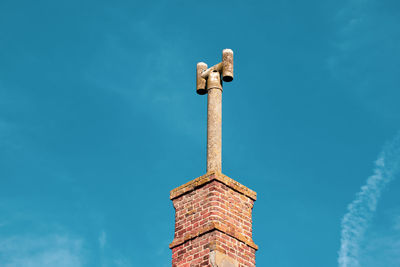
170;172;256;201
172;231;256;267
170;172;257;267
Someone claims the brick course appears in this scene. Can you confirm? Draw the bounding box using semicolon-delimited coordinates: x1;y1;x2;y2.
170;172;257;267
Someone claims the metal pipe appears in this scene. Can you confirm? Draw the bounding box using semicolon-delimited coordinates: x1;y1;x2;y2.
206;71;222;173
196;62;208;95
222;49;233;82
201;62;223;79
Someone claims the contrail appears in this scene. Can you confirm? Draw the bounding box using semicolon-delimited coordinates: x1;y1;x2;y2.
338;133;400;267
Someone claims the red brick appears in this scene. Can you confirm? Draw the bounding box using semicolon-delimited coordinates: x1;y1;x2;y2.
170;172;258;266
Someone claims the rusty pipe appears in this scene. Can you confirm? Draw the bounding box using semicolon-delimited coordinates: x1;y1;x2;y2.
196;62;208;95
206;71;222;173
201;62;223;79
222;49;233;82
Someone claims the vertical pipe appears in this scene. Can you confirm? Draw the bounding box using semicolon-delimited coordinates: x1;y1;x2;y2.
222;49;234;82
196;62;208;95
207;71;222;173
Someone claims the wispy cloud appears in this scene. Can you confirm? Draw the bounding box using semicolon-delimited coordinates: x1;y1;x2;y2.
338;133;400;267
0;118;19;151
98;230;106;250
362;236;400;267
394;215;400;231
0;234;85;267
112;256;132;267
329;0;400;122
82;5;203;139
359;212;400;267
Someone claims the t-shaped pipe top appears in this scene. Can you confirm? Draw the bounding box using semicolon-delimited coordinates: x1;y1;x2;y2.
195;49;234;173
196;49;234;95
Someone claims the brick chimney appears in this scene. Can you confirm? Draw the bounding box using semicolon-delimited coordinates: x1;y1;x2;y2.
170;49;258;266
170;171;257;267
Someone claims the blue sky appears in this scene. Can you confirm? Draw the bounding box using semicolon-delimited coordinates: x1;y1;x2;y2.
0;0;400;266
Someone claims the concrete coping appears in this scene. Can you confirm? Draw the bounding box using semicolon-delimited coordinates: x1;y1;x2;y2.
170;172;257;201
